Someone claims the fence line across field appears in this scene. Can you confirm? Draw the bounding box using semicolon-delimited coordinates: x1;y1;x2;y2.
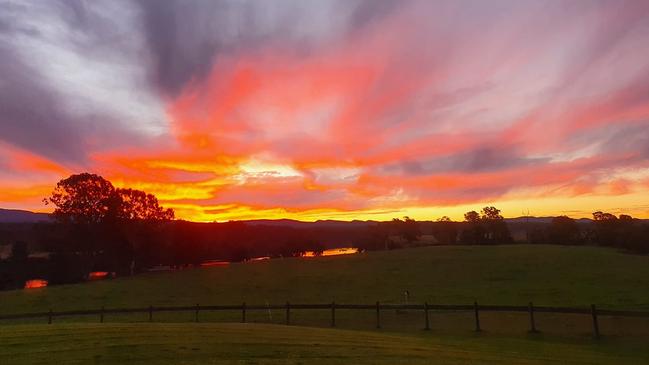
2;302;649;338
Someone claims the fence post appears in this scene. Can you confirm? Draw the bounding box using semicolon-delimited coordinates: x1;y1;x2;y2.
242;302;246;323
424;302;430;331
48;309;52;324
528;302;537;333
286;302;290;325
331;301;336;327
100;306;104;323
376;301;381;329
591;304;600;339
195;304;199;323
149;305;153;322
473;301;481;332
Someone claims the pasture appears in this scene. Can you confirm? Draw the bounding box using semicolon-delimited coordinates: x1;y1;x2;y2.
2;323;649;365
2;245;649;312
2;245;649;364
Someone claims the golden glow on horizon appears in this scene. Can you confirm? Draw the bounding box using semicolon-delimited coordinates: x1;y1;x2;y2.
4;148;649;222
4;180;649;222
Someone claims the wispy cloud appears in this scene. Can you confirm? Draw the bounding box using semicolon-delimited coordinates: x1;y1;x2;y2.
1;0;649;220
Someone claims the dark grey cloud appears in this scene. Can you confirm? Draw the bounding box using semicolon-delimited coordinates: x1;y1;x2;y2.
136;0;401;97
137;0;223;97
382;146;548;176
599;121;649;159
350;0;404;29
0;0;402;166
0;0;167;165
0;46;86;163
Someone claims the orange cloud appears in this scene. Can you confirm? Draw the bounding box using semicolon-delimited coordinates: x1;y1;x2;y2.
2;1;649;221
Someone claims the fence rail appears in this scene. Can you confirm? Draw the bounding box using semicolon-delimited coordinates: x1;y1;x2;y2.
2;302;649;338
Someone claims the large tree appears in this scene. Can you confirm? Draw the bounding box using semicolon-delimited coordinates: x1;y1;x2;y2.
45;173;175;274
481;206;512;243
433;216;457;244
45;173;120;225
548;216;581;244
45;173;174;224
117;188;174;221
591;211;619;246
391;216;421;243
460;206;512;244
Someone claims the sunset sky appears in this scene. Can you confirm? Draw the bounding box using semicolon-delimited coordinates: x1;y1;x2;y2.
1;0;649;222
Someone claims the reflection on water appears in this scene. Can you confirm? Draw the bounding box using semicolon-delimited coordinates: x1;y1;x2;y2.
302;247;359;257
248;256;270;262
24;279;48;289
21;248;360;289
196;248;359;269
88;271;111;280
200;260;230;267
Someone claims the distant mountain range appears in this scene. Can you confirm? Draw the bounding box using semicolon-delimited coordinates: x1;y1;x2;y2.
243;217;602;227
0;209;51;223
1;208;643;226
242;219;378;228
504;216;595;224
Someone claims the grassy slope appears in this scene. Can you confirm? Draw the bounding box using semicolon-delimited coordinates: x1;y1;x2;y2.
2;244;649;313
2;245;649;364
1;323;648;365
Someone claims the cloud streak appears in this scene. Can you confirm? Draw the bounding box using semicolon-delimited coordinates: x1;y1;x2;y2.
1;0;649;220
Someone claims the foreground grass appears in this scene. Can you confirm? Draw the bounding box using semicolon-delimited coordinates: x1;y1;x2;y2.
2;322;648;365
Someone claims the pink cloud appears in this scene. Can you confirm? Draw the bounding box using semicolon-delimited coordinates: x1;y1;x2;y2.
2;1;649;220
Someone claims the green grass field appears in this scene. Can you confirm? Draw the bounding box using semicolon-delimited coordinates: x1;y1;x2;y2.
2;323;648;365
3;245;649;311
2;244;649;363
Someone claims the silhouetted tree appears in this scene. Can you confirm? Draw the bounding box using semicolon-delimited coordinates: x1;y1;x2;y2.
117;188;174;221
459;207;511;244
481;206;502;220
354;224;388;251
548;216;581;244
9;241;28;262
481;206;512;244
464;211;480;223
48;252;88;285
45;173;120;225
44;173;175;277
391;216;421;243
608;214;647;252
591;211;619;246
46;173;174;224
459;210;485;244
433;216;457;244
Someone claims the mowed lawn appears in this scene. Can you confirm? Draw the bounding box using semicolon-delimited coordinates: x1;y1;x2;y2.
2;322;648;365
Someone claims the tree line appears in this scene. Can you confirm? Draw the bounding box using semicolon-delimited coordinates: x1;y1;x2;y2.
355;208;649;254
528;212;649;253
353;206;513;250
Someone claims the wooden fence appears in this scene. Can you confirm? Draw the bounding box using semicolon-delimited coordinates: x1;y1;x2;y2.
2;302;649;338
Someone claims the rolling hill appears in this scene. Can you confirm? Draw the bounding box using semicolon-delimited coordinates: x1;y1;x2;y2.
0;209;50;223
